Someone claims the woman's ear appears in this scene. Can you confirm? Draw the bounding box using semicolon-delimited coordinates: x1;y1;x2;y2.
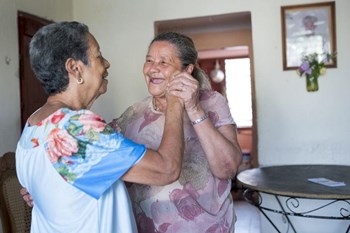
65;58;79;74
185;64;194;74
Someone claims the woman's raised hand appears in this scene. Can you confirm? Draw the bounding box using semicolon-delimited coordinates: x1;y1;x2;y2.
167;71;200;113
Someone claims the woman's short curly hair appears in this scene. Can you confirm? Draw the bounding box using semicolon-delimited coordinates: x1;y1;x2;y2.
29;21;90;95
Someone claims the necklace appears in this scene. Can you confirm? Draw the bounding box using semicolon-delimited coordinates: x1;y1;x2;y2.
152;97;160;111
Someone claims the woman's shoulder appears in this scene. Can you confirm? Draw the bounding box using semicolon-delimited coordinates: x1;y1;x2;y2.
120;96;152;116
199;90;227;105
51;108;105;124
111;96;152;132
130;96;152;108
27;106;103;124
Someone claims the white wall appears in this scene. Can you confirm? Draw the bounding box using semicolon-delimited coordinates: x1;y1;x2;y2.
0;0;73;156
0;0;20;157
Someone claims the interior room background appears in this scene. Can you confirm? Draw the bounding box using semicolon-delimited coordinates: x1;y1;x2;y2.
0;0;349;232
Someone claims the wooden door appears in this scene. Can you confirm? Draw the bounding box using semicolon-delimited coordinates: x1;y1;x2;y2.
18;12;52;130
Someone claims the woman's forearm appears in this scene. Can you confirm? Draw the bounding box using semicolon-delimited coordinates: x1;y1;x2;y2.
187;105;242;179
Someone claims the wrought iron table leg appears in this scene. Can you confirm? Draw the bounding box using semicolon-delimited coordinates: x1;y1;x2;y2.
243;189;283;233
257;208;282;233
275;195;297;233
242;188;350;233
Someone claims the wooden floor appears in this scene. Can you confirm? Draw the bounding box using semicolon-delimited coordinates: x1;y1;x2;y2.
234;200;261;233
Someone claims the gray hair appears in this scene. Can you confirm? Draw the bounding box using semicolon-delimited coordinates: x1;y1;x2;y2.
29;21;90;95
150;32;211;90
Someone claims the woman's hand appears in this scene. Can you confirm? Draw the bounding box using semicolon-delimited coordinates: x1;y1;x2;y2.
20;187;33;208
167;71;200;113
169;71;242;179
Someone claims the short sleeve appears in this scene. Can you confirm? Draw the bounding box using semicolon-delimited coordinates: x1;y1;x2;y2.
45;108;146;199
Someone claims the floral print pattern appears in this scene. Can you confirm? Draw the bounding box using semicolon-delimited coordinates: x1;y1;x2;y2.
41;109;115;181
139;109;162;133
169;183;204;221
23;108;145;197
46;128;78;162
114;90;236;233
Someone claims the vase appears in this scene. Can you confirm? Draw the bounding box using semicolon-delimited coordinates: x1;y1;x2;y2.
306;74;319;92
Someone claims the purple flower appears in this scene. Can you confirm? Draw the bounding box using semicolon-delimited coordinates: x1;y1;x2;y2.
205;220;230;233
136;212;158;233
298;61;312;76
169;184;203;221
296;52;336;80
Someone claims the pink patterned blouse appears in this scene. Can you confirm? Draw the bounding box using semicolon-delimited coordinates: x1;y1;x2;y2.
112;90;237;233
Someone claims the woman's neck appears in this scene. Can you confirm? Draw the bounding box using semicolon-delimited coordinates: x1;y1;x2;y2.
152;97;167;113
46;94;88;110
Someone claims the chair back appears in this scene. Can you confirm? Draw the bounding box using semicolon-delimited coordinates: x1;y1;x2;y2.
0;152;31;233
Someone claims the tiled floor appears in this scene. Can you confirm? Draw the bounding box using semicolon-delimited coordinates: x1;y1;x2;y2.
234;200;261;233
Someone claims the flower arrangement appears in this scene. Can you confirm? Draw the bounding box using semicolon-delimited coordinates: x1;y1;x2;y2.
296;52;337;92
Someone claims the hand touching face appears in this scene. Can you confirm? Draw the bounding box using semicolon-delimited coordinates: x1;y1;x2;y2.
143;41;183;98
167;71;200;113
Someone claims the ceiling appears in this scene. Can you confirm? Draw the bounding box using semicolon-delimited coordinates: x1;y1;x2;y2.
155;12;252;35
154;12;252;59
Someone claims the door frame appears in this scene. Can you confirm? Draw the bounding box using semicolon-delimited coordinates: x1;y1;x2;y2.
17;11;52;129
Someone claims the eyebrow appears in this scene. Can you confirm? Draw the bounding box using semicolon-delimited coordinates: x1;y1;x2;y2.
145;54;173;61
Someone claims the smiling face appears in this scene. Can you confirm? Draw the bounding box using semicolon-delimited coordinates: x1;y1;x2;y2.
143;41;183;98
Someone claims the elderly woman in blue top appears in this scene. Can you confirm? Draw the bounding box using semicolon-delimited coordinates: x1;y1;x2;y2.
16;21;186;233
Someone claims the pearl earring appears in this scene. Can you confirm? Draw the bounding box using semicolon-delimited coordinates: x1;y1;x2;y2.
77;77;84;84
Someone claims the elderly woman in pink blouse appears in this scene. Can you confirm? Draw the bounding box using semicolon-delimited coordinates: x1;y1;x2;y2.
110;32;242;233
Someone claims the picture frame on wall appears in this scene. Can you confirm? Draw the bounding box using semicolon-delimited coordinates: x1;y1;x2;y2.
281;2;337;70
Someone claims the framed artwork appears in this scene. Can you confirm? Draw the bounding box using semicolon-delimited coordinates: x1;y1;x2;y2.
281;2;337;70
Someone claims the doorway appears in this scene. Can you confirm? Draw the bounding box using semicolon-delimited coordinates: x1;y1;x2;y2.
154;12;258;167
17;11;52;130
